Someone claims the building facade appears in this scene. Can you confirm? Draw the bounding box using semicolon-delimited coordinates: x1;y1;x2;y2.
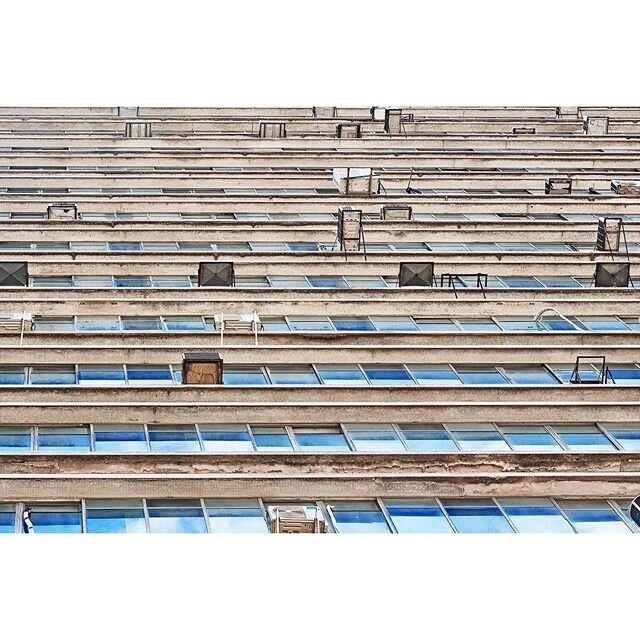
0;105;640;533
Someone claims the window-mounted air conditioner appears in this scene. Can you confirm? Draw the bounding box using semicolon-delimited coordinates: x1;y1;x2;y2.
198;262;235;287
398;262;434;287
0;312;32;333
258;121;286;139
267;505;326;534
384;108;402;135
332;168;373;195
583;116;609;135
336;123;361;139
380;204;413;221
337;206;364;252
370;106;387;121
182;352;223;385
596;217;622;252
594;261;630;288
0;262;28;287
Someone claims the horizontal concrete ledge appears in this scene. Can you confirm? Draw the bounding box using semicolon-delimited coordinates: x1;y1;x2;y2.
0;473;639;500
0;452;638;476
0;344;638;364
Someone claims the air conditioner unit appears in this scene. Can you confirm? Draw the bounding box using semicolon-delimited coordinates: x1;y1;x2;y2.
336;123;361;139
337;206;364;252
47;203;78;220
596;217;622;252
398;262;434;287
313;106;336;118
545;177;572;195
583;116;609;135
0;312;32;333
118;106;140;117
267;505;326;534
125;121;152;138
332;168;373;195
258;121;286;138
198;262;235;287
0;262;28;287
611;180;640;196
182;352;223;385
370;106;387;121
512;126;536;134
594;261;630;288
381;204;413;221
384;108;402;135
214;312;261;345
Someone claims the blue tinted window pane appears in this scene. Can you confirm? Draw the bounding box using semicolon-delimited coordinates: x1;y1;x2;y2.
287;318;333;331
316;366;368;385
558;500;630;533
163;317;206;331
148;426;200;452
115;277;151;288
0;427;32;452
308;278;348;288
0;368;26;385
287;243;319;252
385;499;454;533
109;243;142;251
500;426;562;451
37;427;90;452
448;425;510;452
86;505;147;533
415;319;460;332
206;500;268;533
362;366;414;385
408;365;462;385
268;366;319;385
121;317;163;331
498;319;547;331
455;367;508;385
294;428;350;452
345;425;404;452
78;365;125;385
399;425;458;452
577;317;630;331
251;427;293;451
261;318;290;332
443;500;514;533
30;367;76;385
199;425;253;452
501;366;559;385
331;501;391;533
554;426;616;452
331;318;376;331
605;425;640;451
147;501;207;533
76;317;120;331
94;425;148;452
126;365;173;384
223;367;268;385
0;510;15;533
499;499;574;533
371;317;418;332
537;277;583;289
500;277;544;288
609;366;640;385
30;507;82;533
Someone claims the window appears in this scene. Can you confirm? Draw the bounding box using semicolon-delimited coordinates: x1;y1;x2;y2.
267;366;319;385
447;423;510;452
206;499;268;533
0;426;32;452
331;317;376;332
408;365;462;386
316;365;368;385
146;500;208;533
498;498;574;533
293;427;350;452
330;501;391;533
442;499;514;533
370;317;418;332
500;277;544;289
251;426;293;451
223;366;268;385
78;365;125;385
499;425;562;451
556;500;630;534
552;424;616;452
608;365;640;385
199;424;254;452
29;504;83;534
604;423;640;451
497;318;547;332
0;367;26;385
0;505;15;534
457;318;501;332
126;365;174;385
398;424;458;452
76;316;120;331
121;317;163;331
384;499;454;533
37;426;90;452
362;365;414;385
94;424;148;453
85;500;147;534
344;424;405;452
308;277;348;288
148;425;200;453
501;366;559;385
454;366;508;385
287;317;333;331
163;316;206;331
415;318;460;332
575;317;630;332
30;366;76;385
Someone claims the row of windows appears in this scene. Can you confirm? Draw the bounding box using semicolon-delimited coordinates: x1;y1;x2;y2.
0;240;623;253
27;314;640;334
3;211;638;222
1;497;636;534
1;362;639;386
25;274;630;289
1;421;638;454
